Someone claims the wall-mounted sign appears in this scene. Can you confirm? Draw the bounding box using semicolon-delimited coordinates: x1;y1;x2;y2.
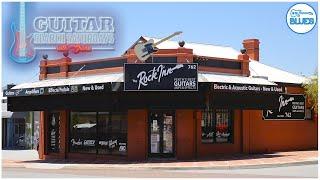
213;83;284;93
3;83;110;97
263;94;306;120
124;63;198;91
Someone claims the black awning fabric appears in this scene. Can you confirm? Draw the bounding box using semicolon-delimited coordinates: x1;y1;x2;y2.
7;91;206;112
212;92;280;109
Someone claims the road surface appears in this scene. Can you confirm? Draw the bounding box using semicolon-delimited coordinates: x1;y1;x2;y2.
2;164;317;178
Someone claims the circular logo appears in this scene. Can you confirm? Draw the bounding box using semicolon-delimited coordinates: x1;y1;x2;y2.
286;3;317;34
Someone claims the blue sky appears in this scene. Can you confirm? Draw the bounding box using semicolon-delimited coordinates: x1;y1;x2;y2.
2;2;318;86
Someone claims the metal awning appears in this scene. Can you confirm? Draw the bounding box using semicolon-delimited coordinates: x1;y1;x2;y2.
198;73;276;85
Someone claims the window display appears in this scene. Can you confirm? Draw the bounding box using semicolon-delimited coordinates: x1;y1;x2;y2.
201;109;232;143
69;111;127;155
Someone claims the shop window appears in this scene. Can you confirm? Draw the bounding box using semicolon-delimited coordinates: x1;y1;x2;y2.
70;111;127;155
201;110;214;143
201;109;233;143
69;112;97;154
97;112;127;155
48;112;60;153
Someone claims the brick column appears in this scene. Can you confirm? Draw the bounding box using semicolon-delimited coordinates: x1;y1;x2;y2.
238;53;250;76
176;109;195;160
39;60;47;80
59;110;68;159
59;57;71;78
126;49;140;64
176;47;193;63
127;109;148;160
38;111;47;159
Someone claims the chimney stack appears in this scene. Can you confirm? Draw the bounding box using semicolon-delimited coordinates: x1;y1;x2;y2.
242;39;260;61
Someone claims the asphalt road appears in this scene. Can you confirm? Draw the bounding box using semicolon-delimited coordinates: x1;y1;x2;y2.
2;164;318;178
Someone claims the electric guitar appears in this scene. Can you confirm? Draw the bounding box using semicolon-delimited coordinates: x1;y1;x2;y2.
134;31;182;62
9;2;35;63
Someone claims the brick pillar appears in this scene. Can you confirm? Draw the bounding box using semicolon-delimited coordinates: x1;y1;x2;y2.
38;111;47;159
59;57;71;78
176;109;195;160
127;49;140;64
238;53;250;76
127;109;148;160
176;47;193;63
59;110;68;159
243;39;260;61
39;60;47;80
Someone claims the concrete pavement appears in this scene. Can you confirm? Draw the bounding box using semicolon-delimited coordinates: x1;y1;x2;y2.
2;164;318;178
2;150;318;170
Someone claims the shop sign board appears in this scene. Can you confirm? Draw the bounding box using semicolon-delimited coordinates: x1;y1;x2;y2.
213;82;284;93
263;94;306;120
3;83;110;97
124;63;198;91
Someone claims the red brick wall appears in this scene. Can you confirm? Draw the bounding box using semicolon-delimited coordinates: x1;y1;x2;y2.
175;110;196;159
242;86;318;153
127;109;148;160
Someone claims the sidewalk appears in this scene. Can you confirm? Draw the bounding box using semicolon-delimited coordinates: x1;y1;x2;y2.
2;150;318;170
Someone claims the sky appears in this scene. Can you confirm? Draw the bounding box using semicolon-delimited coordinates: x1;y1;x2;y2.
1;2;318;86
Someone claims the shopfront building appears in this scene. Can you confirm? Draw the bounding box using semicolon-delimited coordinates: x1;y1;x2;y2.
5;37;317;161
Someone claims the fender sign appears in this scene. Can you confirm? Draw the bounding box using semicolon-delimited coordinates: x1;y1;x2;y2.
56;44;92;54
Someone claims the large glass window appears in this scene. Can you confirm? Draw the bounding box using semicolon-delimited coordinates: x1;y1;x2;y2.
70;111;127;155
97;112;127;155
70;112;97;154
201;109;233;143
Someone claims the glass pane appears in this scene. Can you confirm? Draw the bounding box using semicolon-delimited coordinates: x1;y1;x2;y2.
215;109;231;143
70;112;97;154
150;113;160;153
97;112;110;155
163;114;173;153
48;112;60;152
109;113;127;155
201;110;214;143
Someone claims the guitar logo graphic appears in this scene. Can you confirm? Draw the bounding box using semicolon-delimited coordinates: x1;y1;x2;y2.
9;2;36;63
134;31;182;62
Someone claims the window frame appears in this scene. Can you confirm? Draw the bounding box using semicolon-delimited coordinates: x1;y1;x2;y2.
68;111;128;156
201;108;234;144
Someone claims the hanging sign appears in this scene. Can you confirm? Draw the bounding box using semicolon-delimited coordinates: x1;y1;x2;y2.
263;94;306;120
124;63;198;91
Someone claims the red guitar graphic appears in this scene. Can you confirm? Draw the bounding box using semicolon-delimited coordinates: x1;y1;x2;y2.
9;2;35;63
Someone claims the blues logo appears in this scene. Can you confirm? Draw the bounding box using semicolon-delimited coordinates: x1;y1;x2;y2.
286;3;317;34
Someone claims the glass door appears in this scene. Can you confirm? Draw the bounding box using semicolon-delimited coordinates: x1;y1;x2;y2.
149;110;175;158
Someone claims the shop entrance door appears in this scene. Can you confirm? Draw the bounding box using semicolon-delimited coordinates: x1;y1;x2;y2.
148;110;175;158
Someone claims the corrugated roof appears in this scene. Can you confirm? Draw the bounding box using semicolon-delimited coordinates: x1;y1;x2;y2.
142;36;308;84
249;60;308;84
143;37;240;59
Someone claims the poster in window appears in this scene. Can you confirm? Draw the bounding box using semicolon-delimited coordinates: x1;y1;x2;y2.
215;110;230;143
